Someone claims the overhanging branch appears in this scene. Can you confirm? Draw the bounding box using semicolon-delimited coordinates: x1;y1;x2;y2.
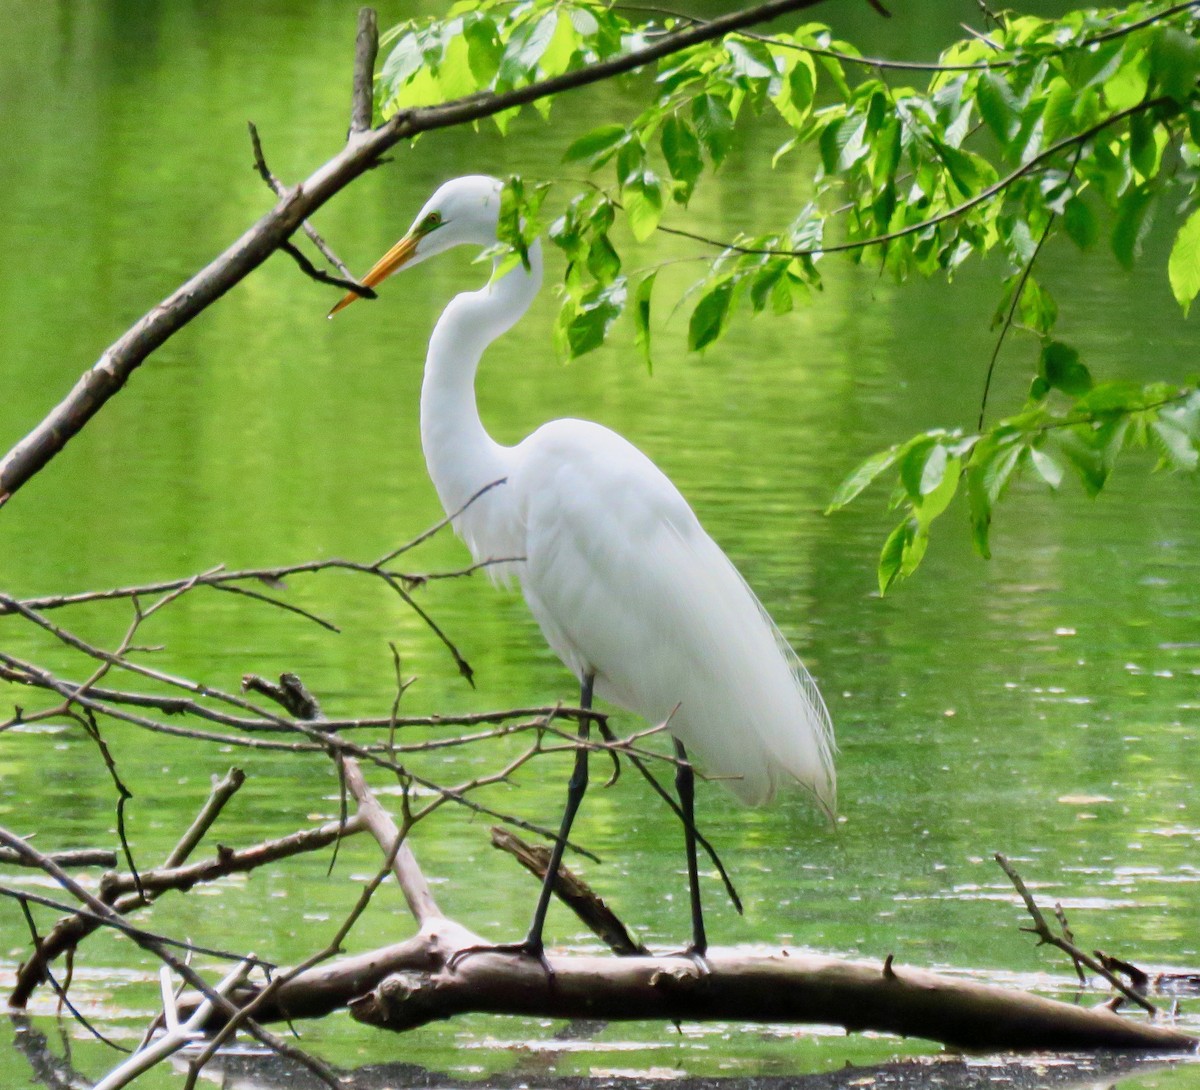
0;0;833;508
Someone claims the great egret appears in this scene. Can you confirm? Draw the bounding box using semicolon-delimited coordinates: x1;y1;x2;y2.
330;175;835;960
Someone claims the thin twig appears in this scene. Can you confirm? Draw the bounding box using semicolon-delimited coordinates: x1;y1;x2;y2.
994;853;1156;1015
247;120;374;293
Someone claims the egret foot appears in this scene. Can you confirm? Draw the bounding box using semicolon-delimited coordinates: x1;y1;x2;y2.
665;943;711;976
447;938;555;980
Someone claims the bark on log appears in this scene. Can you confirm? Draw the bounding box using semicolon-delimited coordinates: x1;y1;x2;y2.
341;949;1197;1053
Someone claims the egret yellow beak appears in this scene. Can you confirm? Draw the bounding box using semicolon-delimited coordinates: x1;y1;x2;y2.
328;231;420;317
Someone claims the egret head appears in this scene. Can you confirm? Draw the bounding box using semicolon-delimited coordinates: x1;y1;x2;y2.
328;175;502;317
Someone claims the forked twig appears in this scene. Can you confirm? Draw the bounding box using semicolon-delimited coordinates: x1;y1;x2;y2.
994;853;1156;1015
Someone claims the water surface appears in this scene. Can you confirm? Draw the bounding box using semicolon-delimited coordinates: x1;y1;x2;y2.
1;4;1198;1089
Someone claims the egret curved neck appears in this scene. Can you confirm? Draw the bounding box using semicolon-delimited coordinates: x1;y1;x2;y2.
419;241;543;515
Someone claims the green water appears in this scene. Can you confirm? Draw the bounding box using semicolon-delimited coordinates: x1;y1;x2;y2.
2;3;1199;1088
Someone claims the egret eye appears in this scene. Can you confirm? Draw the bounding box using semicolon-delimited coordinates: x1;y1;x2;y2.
423;211;443;230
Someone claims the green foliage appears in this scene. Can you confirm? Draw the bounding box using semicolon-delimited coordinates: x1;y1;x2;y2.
828;383;1200;591
376;2;1200;581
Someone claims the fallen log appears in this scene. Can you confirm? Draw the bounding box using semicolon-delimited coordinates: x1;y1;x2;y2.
163;759;1197;1054
341;947;1197;1053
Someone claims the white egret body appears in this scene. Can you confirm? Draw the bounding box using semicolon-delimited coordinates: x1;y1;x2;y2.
331;175;836;953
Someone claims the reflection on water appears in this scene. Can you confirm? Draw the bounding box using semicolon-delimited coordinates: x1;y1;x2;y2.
10;1013;1200;1090
2;3;1199;1089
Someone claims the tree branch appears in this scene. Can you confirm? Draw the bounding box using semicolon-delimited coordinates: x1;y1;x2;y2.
350;7;379;136
995;853;1157;1015
344;948;1196;1051
0;0;830;508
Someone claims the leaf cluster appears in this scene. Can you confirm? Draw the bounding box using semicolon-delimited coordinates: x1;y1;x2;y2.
828;375;1200;593
376;1;1200;579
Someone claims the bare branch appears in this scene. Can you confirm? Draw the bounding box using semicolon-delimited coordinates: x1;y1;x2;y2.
350;7;379;136
0;0;831;507
343;757;443;926
0;845;117;869
491;827;649;956
248;120;373;293
994;853;1157;1015
346;947;1196;1051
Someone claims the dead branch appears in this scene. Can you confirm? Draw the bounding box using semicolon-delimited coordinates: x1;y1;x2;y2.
0;845;117;869
490;827;648;956
9;815;363;1008
350;6;379;136
0;0;829;508
995;853;1156;1014
343;757;443;926
248;121;374;295
344;948;1196;1052
163;766;245;868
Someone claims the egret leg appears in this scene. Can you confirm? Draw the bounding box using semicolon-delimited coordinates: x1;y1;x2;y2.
674;738;708;959
522;673;594;955
448;674;594;975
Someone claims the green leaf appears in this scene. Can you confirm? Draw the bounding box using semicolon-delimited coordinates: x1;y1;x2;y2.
623;172;664;242
497;11;557;84
1129;110;1158;179
898;436;939;499
964;439;1021;557
784;54;815;121
914;455;961;525
585;232;621;284
563;124;629;166
977;71;1018;142
1040;341;1092;397
1063;195;1098;250
1041;77;1076;146
633;271;656;372
826;445;902;512
1150;26;1200;105
1028;446;1064;489
557;278;627;359
966;469;992;558
464;17;503;86
977;441;1022;505
688;279;734;351
1112;186;1156;271
1150;417;1199;470
1168;207;1200;317
1018;276;1058;336
660;115;704;203
1078;381;1146;413
918;443;949;496
691;93;735;166
726;38;774;82
878;518;923;595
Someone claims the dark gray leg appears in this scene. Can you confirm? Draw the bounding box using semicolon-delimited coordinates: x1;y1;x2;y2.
674;738;707;957
449;674;595;974
523;673;594;955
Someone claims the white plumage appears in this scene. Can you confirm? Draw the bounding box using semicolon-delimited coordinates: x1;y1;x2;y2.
331;175;836;952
